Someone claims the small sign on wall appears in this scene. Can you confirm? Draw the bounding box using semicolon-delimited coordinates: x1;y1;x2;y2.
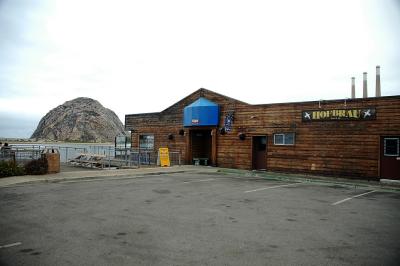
158;148;170;167
224;111;234;132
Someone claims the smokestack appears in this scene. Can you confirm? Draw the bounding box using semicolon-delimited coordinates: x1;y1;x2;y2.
376;65;381;97
363;72;368;98
351;77;355;98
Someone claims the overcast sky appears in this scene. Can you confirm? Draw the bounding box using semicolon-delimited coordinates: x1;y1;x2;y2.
0;0;399;138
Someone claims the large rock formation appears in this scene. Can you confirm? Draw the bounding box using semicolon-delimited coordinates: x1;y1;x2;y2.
31;97;125;142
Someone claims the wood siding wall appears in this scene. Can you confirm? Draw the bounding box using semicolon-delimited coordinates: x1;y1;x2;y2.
126;89;400;179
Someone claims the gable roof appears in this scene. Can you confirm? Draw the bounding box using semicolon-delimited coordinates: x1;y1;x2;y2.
161;88;248;114
184;97;218;108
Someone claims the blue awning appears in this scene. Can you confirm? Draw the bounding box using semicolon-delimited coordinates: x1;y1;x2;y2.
183;97;219;127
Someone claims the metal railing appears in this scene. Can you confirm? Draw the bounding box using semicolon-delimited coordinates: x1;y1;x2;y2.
102;150;181;169
0;149;15;162
2;144;182;170
1;146;42;164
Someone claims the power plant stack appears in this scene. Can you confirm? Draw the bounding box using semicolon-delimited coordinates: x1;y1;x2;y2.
351;66;383;98
376;65;381;97
363;72;368;98
351;77;355;99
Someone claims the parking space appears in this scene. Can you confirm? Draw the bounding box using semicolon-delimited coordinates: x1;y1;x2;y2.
1;172;399;266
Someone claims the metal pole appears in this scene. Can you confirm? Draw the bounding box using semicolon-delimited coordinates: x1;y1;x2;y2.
124;148;127;166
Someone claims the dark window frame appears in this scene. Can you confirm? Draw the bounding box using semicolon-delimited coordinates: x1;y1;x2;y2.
139;134;155;150
384;138;399;156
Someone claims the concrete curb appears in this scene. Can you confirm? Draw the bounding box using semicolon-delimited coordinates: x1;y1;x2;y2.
20;171;191;185
1;166;399;191
380;179;400;187
0;166;219;187
217;168;400;192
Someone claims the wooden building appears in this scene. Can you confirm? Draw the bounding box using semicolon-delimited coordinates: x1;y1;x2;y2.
125;88;400;180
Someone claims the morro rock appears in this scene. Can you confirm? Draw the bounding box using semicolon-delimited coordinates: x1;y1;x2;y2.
31;97;125;142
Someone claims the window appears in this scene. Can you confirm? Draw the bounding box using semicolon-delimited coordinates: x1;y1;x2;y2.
139;134;154;150
274;133;295;145
115;135;131;149
384;138;399;156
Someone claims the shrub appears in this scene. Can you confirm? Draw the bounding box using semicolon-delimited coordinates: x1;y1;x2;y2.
24;158;48;175
0;161;25;178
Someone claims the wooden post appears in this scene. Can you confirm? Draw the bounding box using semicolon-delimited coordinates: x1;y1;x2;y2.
185;129;191;164
211;128;217;166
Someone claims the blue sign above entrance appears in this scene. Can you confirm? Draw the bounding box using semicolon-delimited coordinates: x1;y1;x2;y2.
183;97;219;127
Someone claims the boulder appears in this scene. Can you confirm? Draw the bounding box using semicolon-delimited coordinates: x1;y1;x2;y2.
31;97;124;142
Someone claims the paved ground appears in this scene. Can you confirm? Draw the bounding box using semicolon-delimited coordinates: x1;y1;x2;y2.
0;165;204;187
0;170;399;266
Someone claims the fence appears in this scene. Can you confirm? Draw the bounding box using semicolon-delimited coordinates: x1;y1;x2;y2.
0;149;15;162
1;145;42;164
110;150;181;168
1;144;182;169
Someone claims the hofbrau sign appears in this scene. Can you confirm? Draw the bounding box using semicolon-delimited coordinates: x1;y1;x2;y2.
302;108;376;122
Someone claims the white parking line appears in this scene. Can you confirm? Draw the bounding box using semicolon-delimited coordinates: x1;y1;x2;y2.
244;183;300;193
332;190;376;206
0;242;22;249
182;178;215;184
58;175;147;184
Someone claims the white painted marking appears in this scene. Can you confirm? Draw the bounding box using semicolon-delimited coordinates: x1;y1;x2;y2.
244;183;300;193
182;178;215;184
0;242;22;249
59;176;144;184
332;190;376;206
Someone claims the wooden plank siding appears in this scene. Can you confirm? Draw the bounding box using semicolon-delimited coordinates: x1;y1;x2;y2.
125;88;400;179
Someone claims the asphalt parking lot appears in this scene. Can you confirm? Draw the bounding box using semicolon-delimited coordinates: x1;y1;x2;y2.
1;171;399;266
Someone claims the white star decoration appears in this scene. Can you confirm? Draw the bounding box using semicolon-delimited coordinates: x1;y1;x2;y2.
363;109;371;118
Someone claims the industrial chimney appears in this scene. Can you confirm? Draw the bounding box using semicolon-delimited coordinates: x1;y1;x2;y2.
363;72;368;98
376;65;381;97
351;77;355;98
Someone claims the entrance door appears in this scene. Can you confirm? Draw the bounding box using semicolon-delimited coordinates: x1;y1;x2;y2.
191;130;212;165
380;136;400;179
252;136;267;170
